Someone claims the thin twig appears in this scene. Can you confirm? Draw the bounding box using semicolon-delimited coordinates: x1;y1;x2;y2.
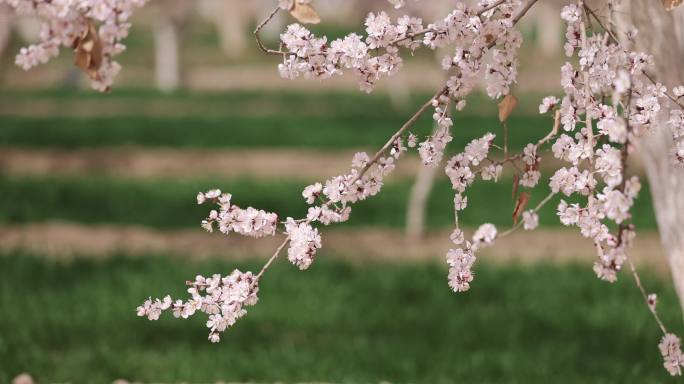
626;257;668;334
256;237;290;280
254;6;285;56
512;0;538;25
643;71;684;109
583;4;619;44
478;0;508;15
350;86;448;185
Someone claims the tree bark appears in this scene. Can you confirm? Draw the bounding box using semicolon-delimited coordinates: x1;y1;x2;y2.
406;155;438;238
154;18;180;93
617;1;684;315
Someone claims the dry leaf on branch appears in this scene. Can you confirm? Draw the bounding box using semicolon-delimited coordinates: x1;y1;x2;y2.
73;20;103;79
512;192;530;224
512;174;520;199
662;0;683;11
498;94;518;122
290;0;321;24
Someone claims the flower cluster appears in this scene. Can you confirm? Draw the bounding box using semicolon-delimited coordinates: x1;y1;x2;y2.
198;189;278;239
668;105;684;167
1;0;147;91
277;0;523;169
285;218;322;270
137;269;259;343
133;0;684;377
659;333;684;376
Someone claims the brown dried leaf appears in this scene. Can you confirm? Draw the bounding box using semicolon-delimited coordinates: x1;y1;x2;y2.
498;94;518;122
662;0;683;11
290;1;320;24
512;192;530;224
512;174;519;199
73;20;103;79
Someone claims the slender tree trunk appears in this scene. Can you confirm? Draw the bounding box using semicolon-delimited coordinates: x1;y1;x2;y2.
154;18;180;93
406;155;438;238
0;5;11;60
618;1;684;315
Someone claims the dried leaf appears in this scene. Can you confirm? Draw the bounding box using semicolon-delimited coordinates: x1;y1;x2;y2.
662;0;683;11
498;94;518;122
290;1;320;24
512;174;519;199
73;20;103;79
512;192;530;224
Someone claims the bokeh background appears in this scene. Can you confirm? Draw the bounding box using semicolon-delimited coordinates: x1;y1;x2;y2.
0;1;682;382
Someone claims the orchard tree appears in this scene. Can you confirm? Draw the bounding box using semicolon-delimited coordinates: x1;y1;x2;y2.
3;0;684;375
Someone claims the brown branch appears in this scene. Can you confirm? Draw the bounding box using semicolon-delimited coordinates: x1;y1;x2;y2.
626;257;668;334
254;6;286;56
256;237;290;280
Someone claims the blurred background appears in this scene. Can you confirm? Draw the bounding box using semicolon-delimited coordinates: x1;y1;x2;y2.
0;1;681;382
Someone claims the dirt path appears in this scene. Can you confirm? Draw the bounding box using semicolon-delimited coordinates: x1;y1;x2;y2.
0;148;646;180
0;221;669;275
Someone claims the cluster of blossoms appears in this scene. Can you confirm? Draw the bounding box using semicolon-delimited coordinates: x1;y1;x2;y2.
542;2;668;284
198;189;278;239
659;333;684;375
667;90;684;167
137;270;259;342
532;2;684;374
1;0;147;91
114;0;684;376
276;0;523;168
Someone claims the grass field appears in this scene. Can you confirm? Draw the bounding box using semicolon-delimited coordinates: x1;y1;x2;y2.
0;252;681;383
0;175;658;230
0;90;551;150
0;89;657;231
0;89;673;382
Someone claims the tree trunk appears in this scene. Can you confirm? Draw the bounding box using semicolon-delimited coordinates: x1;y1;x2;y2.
618;1;684;315
0;5;11;60
406;156;438;238
154;18;180;93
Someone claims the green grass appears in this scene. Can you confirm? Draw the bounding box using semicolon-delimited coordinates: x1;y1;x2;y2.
0;175;659;230
0;252;681;383
0;89;553;150
0;114;553;150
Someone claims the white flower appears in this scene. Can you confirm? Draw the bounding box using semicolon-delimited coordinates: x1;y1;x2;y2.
303;182;323;204
447;242;476;292
285;218;322;270
673;86;684;98
480;164;503;181
520;170;540;188
522;211;539;230
539;96;559;114
522;143;537;166
450;228;464;244
352;152;370;169
453;194;468;211
387;0;404;9
472;223;497;248
659;333;684;376
595;145;623;188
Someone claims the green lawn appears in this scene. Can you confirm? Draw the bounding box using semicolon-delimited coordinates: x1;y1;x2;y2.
0;252;681;383
0;90;552;150
0;175;658;230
